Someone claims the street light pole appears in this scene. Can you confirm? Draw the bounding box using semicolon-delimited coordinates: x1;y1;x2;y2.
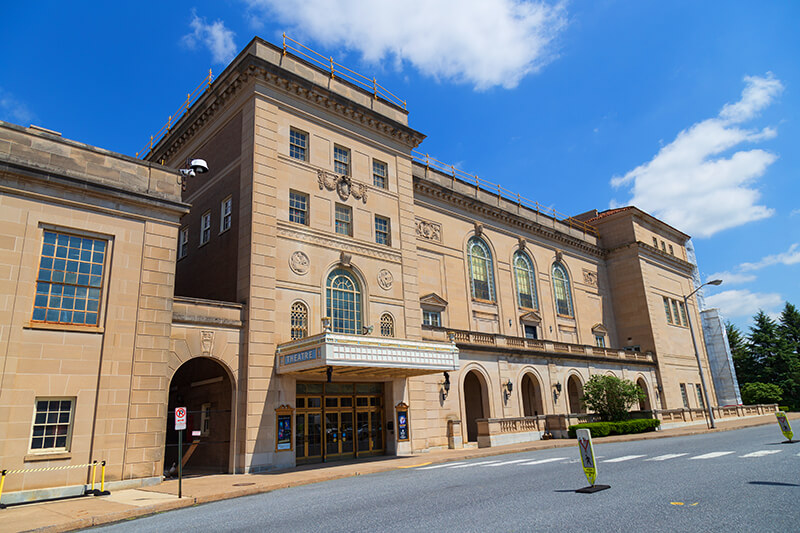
683;279;722;430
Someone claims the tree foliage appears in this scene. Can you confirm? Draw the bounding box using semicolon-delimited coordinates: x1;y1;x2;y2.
740;382;783;405
581;375;645;422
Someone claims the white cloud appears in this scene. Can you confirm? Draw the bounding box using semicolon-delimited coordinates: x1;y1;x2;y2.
705;271;756;285
791;209;800;217
704;289;783;318
245;0;567;90
740;242;800;271
611;73;784;238
183;10;237;65
0;87;34;125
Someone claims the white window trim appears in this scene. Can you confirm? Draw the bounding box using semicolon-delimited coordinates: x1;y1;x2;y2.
200;211;212;245
220;196;232;233
29;397;76;454
179;227;189;259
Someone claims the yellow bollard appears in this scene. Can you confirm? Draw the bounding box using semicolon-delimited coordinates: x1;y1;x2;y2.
100;461;106;493
0;469;6;509
91;461;97;491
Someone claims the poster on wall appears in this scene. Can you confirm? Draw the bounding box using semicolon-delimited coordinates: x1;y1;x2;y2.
275;405;294;451
396;402;409;442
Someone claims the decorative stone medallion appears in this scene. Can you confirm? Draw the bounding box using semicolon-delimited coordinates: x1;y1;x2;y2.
378;269;394;290
583;269;598;287
415;218;442;242
201;330;214;355
289;251;310;275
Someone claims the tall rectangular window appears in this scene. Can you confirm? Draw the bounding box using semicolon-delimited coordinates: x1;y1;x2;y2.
652;237;659;248
668;244;674;255
30;398;74;451
334;145;350;175
374;215;391;245
373;160;388;189
662;296;673;324
335;204;352;236
680;384;690;408
33;231;106;326
671;299;681;326
595;334;606;348
695;384;705;408
423;310;441;327
178;227;189;259
289;191;309;225
678;301;688;326
200;211;211;245
289;128;308;161
220;196;232;232
661;241;667;252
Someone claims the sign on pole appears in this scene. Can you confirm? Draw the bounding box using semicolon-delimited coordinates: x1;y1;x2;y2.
776;411;794;442
175;407;187;431
575;428;610;493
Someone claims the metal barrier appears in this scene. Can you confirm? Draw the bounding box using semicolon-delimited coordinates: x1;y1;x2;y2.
0;460;109;509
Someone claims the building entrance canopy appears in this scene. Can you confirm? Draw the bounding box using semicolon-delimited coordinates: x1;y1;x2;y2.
276;332;459;378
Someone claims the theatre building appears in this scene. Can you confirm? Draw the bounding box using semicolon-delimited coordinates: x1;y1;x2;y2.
0;36;727;499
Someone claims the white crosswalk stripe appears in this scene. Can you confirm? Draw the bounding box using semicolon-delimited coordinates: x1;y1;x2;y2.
417;462;465;470
690;451;734;460
740;450;782;458
645;453;688;461
520;457;567;465
482;459;530;467
450;460;500;468
603;455;646;463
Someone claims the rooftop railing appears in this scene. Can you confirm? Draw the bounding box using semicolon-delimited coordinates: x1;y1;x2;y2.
412;150;598;237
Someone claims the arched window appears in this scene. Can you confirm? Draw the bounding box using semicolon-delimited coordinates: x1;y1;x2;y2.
380;313;394;337
468;237;495;301
326;269;362;334
290;301;308;340
552;262;573;317
513;251;538;309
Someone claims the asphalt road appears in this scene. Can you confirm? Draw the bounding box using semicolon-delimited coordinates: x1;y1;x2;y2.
90;424;800;533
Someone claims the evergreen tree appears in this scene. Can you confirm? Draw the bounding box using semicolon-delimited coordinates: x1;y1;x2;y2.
779;302;800;356
748;310;798;409
726;321;756;384
777;303;800;408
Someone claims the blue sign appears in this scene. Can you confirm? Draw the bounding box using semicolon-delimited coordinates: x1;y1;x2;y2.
282;348;318;365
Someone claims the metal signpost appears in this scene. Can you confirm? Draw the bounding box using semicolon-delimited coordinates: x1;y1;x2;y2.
576;428;609;493
175;407;187;498
775;411;795;443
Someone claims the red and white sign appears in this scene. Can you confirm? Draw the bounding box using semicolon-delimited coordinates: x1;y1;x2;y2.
175;407;187;431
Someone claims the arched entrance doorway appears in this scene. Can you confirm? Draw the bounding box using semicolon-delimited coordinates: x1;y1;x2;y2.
567;374;585;414
637;378;652;411
463;370;488;442
521;373;544;417
165;357;233;476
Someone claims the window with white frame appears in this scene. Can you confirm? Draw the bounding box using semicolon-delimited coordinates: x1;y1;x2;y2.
334;145;350;175
335;204;352;237
289;128;308;161
178;227;189;259
373;160;388;189
523;324;538;339
30;398;74;451
326;269;362;334
220;196;232;232
289;190;309;225
595;334;606;348
375;215;391;246
422;309;441;327
200;211;211;245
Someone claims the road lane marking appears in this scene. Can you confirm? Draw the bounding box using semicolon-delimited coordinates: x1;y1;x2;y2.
646;453;688;461
417;462;465;470
689;451;734;460
398;462;431;469
482;459;530;467
450;460;500;468
740;450;782;458
520;457;567;465
603;455;646;463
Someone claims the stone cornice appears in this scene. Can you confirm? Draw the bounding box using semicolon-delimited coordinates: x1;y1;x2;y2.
607;241;695;274
413;176;605;259
149;52;425;163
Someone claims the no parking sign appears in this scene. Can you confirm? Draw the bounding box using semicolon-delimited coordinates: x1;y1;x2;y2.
175;407;187;431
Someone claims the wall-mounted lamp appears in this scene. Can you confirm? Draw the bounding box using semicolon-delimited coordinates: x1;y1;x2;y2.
441;372;451;399
552;382;562;402
503;379;513;401
326;366;333;383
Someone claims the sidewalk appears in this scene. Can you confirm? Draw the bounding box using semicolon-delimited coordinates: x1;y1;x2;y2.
3;412;797;533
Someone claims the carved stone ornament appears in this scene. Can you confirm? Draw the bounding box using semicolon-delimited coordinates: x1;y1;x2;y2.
518;237;527;251
377;269;394;290
583;269;598;287
339;251;352;267
317;169;368;204
555;250;563;263
201;330;214;355
289;251;310;275
474;222;483;237
415;218;442;242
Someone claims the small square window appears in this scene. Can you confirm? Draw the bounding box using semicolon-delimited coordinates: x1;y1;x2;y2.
200;212;211;245
220;196;233;232
289;129;308;161
375;215;391;246
373;160;388;189
334;145;350;176
335;204;352;236
423;310;441;327
289;191;309;226
30;398;74;452
524;324;538;339
178;227;189;259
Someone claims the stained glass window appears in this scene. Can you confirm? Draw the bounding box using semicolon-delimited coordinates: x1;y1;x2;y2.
468;237;495;301
513;251;537;309
552;262;573;317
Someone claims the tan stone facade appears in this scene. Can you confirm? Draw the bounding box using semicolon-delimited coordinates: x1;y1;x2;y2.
0;36;720;499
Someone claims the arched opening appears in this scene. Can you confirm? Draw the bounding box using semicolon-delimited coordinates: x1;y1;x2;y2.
521;373;544;417
164;357;233;476
637;378;652;411
463;370;487;442
567;374;585;414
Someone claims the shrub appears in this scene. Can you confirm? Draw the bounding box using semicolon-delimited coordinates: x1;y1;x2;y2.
581;375;646;421
779;406;790;412
568;419;660;439
740;382;783;405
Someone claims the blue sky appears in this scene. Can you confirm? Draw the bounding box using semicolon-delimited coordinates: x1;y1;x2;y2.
1;1;797;332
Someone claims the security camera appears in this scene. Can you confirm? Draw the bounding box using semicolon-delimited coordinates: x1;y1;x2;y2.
189;158;208;174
